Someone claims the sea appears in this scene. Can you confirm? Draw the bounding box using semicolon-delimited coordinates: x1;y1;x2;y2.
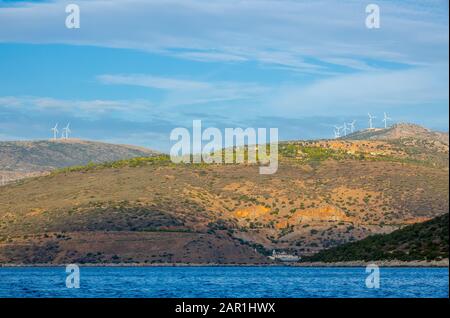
0;266;448;298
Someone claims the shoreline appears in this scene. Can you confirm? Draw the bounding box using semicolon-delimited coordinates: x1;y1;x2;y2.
1;259;448;268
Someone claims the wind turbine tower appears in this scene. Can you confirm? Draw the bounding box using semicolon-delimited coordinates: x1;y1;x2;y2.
62;123;71;139
51;123;58;140
343;123;349;136
348;120;356;133
368;113;376;129
382;112;392;129
334;125;342;138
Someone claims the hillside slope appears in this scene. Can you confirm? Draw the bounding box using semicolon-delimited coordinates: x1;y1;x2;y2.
0;139;159;182
303;213;449;262
0;133;448;264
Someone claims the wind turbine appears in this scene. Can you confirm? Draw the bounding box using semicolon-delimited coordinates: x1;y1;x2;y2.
333;129;339;139
368;113;376;129
62;123;71;139
382;112;392;128
342;123;350;136
348;120;356;133
51;123;58;140
334;125;342;138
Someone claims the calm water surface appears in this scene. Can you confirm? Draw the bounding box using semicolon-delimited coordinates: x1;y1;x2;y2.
0;266;448;298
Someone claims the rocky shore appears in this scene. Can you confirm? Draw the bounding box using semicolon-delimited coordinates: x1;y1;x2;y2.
294;259;449;267
1;259;448;268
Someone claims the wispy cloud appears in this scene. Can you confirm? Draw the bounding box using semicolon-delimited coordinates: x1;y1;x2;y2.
171;51;249;63
97;74;210;91
0;96;154;119
97;74;268;106
0;0;447;72
269;66;449;116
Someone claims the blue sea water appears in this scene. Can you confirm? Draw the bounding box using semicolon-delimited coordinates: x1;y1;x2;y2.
0;266;448;298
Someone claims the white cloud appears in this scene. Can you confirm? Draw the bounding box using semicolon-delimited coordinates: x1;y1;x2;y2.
0;0;447;71
97;74;210;91
171;51;248;63
0;96;155;119
97;74;268;106
319;58;376;72
269;66;449;116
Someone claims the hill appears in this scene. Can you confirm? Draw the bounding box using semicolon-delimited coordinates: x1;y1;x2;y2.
302;213;449;262
344;123;449;145
0;128;447;264
339;123;449;168
0;139;159;183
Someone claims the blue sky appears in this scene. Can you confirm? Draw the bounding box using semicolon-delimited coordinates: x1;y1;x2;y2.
0;0;448;151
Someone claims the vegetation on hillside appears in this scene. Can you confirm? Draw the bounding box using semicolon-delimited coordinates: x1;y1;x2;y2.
52;155;172;173
51;137;449;175
303;213;449;262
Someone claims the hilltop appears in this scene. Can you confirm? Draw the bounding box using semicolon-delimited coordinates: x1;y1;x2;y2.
0;139;159;183
337;123;449;168
343;123;449;145
0;124;447;265
303;213;449;262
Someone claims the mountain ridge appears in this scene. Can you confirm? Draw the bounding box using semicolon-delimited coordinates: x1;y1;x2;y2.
0;139;159;183
342;123;449;145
